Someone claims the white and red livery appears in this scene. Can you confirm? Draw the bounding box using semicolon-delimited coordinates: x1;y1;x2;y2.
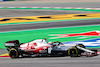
4;38;98;58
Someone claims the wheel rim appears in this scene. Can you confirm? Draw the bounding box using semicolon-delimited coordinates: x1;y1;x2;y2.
9;49;18;58
10;50;16;58
70;49;77;56
68;47;78;57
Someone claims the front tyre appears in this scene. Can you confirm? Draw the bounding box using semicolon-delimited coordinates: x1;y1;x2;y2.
9;48;19;59
68;47;78;57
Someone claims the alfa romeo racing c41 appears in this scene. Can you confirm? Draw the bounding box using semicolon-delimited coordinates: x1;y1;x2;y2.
4;38;98;58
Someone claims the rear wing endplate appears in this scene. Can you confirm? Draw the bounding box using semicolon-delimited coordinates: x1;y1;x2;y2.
4;43;15;47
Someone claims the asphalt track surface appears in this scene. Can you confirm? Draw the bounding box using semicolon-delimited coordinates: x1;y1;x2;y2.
0;19;100;32
0;3;100;8
0;9;96;18
0;56;100;67
0;3;100;67
0;9;98;32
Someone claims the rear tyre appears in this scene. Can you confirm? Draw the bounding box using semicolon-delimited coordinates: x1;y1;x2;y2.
68;47;78;57
9;48;19;59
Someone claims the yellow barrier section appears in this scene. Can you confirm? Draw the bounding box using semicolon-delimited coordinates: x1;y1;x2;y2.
0;13;100;24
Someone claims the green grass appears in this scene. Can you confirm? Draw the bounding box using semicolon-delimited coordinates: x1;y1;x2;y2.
0;25;100;49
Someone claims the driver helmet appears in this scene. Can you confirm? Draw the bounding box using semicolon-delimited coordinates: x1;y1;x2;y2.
44;37;46;39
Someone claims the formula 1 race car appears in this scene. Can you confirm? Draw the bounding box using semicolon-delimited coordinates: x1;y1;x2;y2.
4;38;98;58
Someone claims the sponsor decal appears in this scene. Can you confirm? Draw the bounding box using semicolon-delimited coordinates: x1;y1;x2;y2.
49;31;100;39
81;52;91;56
63;38;100;48
49;31;100;48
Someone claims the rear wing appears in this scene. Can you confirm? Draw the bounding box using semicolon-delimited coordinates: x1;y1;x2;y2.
4;43;15;47
4;40;20;47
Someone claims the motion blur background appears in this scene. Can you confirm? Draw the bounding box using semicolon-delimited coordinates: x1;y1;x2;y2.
1;0;100;2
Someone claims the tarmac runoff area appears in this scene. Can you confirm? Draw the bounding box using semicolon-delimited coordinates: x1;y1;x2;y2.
0;55;100;67
0;9;98;18
0;1;100;8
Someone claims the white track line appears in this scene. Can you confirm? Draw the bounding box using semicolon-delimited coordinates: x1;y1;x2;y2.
0;7;100;10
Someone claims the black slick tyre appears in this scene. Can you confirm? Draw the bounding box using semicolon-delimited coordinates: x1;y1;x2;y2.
9;48;19;59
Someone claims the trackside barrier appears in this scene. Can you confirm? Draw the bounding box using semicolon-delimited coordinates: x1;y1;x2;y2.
0;0;6;1
0;0;16;1
6;0;16;1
